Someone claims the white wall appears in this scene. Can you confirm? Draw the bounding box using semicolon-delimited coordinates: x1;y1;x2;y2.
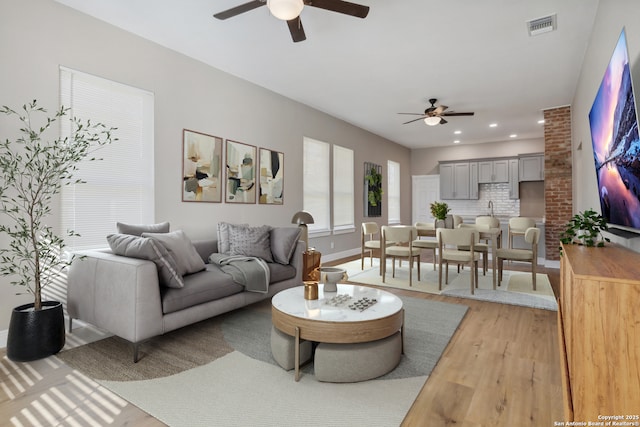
0;0;411;331
571;0;640;251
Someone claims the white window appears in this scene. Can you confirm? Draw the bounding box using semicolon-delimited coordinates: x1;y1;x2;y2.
388;160;401;224
332;145;354;233
60;67;154;249
303;137;330;234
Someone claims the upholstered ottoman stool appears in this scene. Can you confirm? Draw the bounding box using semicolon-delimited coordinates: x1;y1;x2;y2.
270;326;313;371
314;331;402;382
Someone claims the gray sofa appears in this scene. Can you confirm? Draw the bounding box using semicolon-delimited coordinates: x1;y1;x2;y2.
67;227;304;362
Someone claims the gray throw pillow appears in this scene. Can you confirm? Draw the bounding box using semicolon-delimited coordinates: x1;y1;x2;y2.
117;221;170;236
270;227;302;264
227;224;274;262
142;230;206;275
106;233;184;288
217;222;248;254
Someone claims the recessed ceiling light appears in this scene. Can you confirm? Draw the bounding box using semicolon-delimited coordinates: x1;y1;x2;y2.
453;140;460;144
489;123;498;128
538;119;545;124
454;130;462;134
510;134;518;138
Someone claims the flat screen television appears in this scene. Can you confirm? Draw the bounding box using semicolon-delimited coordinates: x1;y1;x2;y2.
589;28;640;234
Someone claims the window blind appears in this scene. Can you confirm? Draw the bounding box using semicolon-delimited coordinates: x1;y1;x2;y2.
332;144;354;231
388;160;401;223
59;67;155;250
303;137;330;234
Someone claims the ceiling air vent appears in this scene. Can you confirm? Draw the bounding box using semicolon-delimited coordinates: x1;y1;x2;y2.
527;14;557;36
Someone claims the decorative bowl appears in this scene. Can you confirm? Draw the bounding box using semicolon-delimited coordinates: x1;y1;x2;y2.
316;267;347;292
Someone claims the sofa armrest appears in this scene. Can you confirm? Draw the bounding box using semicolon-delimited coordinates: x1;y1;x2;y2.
289;240;305;283
67;250;164;344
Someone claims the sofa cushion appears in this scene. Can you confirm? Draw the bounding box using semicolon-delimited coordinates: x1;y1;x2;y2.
217;222;247;254
116;221;170;236
267;262;297;283
270;227;301;265
142;230;206;275
227;224;274;262
106;233;184;289
161;264;244;314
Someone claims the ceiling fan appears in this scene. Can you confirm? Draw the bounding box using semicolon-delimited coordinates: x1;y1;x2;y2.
398;99;475;126
213;0;370;43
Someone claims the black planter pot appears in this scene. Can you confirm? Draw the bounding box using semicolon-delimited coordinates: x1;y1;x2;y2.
7;300;65;362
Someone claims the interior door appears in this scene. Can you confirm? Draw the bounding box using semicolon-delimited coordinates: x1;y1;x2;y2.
412;175;440;225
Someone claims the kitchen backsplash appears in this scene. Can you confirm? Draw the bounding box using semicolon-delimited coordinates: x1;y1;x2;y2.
444;183;520;217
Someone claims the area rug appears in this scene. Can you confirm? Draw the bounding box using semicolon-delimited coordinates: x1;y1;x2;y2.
336;259;558;311
57;296;468;426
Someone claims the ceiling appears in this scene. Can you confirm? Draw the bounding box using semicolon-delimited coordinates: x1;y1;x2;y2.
55;0;599;149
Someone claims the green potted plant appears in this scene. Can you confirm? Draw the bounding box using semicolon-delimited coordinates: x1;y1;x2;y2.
365;167;383;207
430;201;452;228
0;100;115;361
430;201;450;220
559;208;611;248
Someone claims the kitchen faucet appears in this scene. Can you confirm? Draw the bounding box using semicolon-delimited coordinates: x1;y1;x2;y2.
488;200;494;217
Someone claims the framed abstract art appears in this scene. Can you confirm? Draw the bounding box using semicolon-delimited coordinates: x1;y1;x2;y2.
259;148;284;205
182;129;222;202
225;139;257;204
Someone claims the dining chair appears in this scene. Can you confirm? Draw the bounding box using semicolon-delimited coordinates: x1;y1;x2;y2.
412;222;438;270
361;222;390;270
496;227;540;290
508;217;536;249
457;216;500;275
381;225;420;287
437;227;480;294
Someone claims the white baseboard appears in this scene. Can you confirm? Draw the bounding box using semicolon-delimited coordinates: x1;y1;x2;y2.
0;329;7;349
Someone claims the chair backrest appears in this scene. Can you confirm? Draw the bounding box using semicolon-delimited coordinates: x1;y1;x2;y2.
509;217;536;233
524;227;540;245
362;222;379;236
437;227;479;248
452;215;464;228
476;216;500;229
382;225;417;245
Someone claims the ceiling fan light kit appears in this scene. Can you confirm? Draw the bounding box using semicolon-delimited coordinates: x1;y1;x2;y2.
399;98;474;126
268;0;304;21
214;0;370;43
424;116;441;126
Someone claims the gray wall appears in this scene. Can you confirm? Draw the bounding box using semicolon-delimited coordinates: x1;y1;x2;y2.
0;0;411;331
571;0;640;251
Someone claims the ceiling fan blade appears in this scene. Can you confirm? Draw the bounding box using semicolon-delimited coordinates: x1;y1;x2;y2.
439;118;448;125
214;0;265;20
434;105;448;115
402;116;427;125
305;0;370;18
397;112;424;116
442;112;475;117
287;17;307;42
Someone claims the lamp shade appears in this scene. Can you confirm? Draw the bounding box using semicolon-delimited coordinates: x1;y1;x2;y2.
268;0;304;20
291;210;314;225
424;116;441;126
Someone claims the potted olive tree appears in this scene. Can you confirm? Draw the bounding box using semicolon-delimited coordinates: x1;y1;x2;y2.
0;100;115;361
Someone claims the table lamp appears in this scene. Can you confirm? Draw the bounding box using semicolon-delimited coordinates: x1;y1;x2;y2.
291;210;314;251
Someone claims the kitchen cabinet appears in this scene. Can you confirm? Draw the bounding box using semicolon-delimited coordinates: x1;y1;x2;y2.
478;159;509;183
469;162;478;199
508;158;519;199
439;162;470;199
519;154;544;181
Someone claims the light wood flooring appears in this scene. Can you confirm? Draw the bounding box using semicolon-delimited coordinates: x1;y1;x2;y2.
0;258;562;427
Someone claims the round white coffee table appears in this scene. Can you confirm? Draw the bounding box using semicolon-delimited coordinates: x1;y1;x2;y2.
271;284;404;381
